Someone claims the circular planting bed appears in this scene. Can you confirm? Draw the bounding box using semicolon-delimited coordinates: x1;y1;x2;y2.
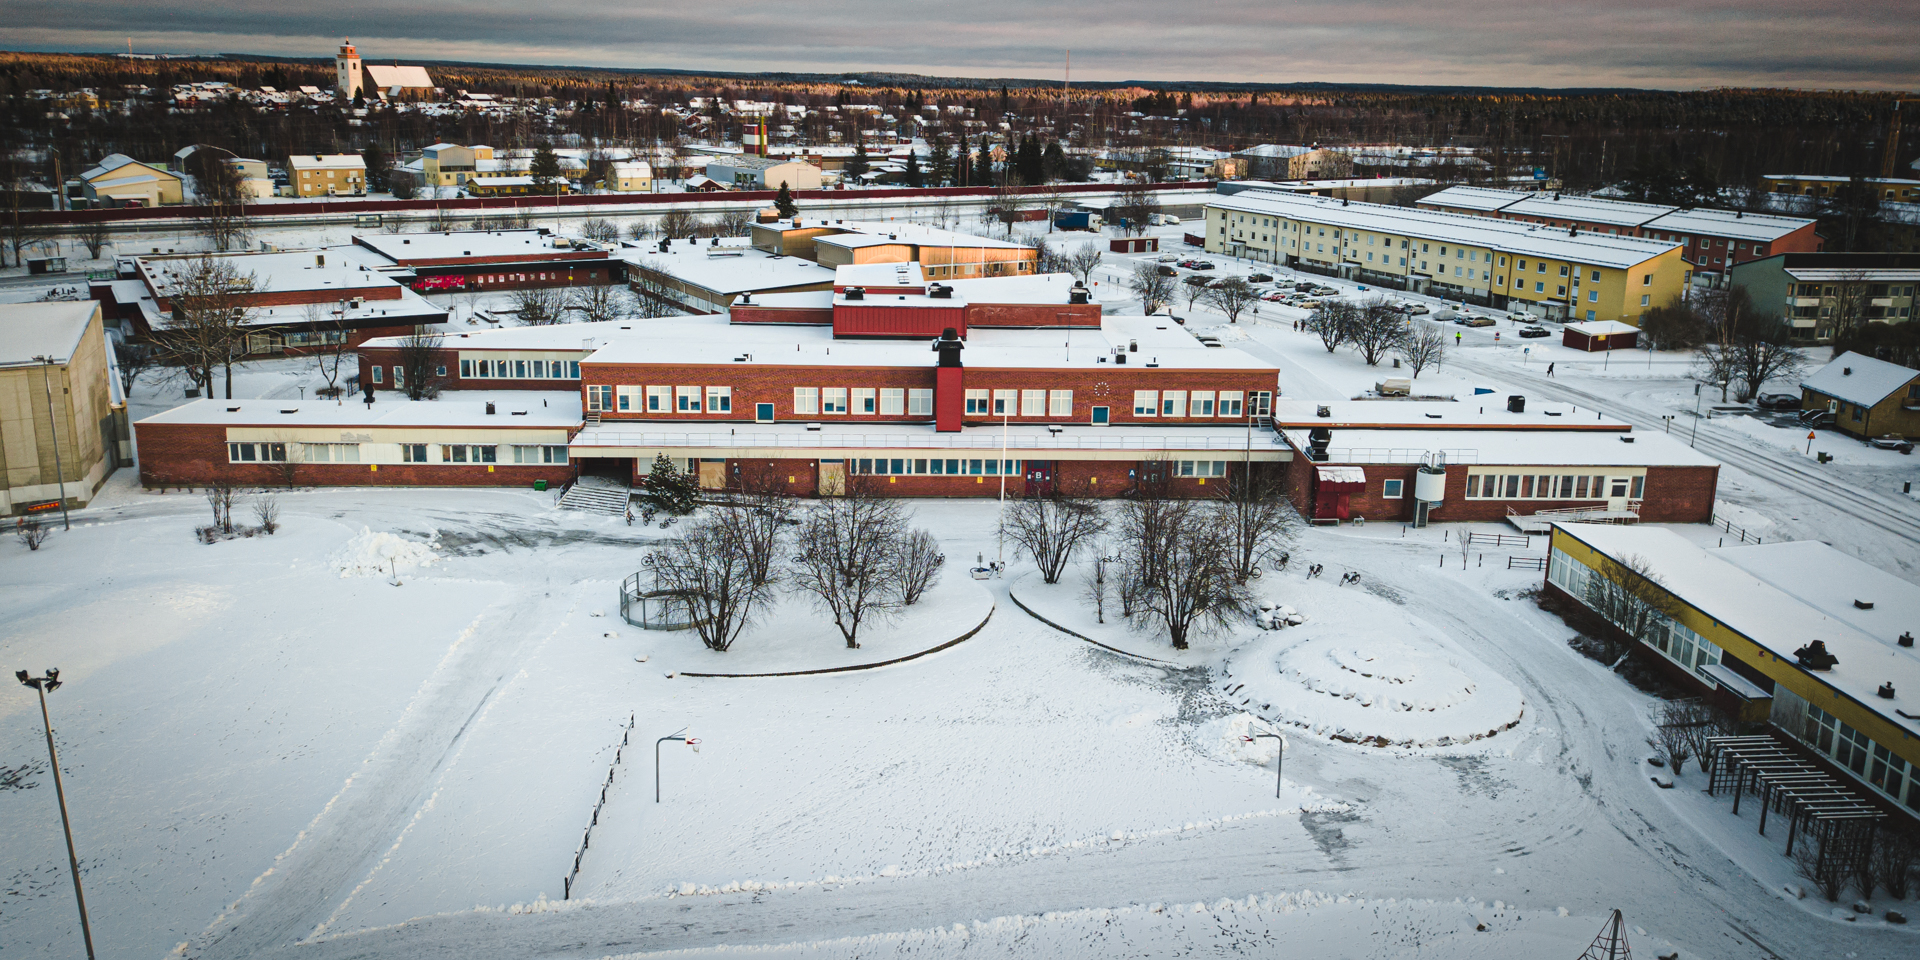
1221;603;1525;749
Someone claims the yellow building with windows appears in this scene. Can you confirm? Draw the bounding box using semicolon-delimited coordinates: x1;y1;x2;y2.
1205;190;1686;324
286;154;367;197
1547;524;1920;823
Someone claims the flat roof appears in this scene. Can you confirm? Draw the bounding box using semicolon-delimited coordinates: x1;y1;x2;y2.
581;314;1276;372
138;250;401;298
1500;193;1672;228
620;240;835;297
1206;191;1679;269
1282;426;1715;466
352;230;609;265
1421;186;1816;242
0;301;98;366
808;220;1033;251
137;394;581;429
1565;320;1640;336
835;262;926;289
1271;399;1629;431
1416;185;1535;213
1554;525;1919;737
1641;207;1815;243
360;317;687;351
705;155;810;171
570;420;1294;456
944;272;1116;305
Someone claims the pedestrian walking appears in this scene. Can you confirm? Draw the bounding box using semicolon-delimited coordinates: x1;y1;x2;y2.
1546;362;1555;378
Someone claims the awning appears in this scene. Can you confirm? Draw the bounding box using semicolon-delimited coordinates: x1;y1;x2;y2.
1315;466;1367;487
1700;663;1772;701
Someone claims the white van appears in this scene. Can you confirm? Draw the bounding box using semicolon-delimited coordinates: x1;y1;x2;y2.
1150;213;1181;226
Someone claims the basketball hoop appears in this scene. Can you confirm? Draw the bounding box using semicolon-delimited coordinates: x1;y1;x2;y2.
685;737;701;753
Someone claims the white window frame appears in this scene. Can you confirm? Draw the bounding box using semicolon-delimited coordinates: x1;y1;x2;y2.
616;385;641;412
1048;390;1073;417
822;387;848;414
1219;391;1243;417
1134;390;1158;416
1020;389;1046;417
706;386;732;413
880;388;905;415
1190;390;1215;417
1382;478;1404;499
907;389;933;416
646;385;671;412
853;387;877;414
586;384;612;411
992;389;1016;416
1161;390;1186;417
676;386;702;412
964;388;989;415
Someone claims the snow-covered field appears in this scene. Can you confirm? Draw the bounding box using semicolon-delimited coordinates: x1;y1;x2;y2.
3;219;1919;960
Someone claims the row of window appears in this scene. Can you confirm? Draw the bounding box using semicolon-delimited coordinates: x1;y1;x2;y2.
965;389;1075;417
461;359;583;380
1547;548;1721;678
1467;473;1642;500
589;385;740;414
229;442;567;465
1130;390;1264;418
849;458;1023;476
1805;702;1919;812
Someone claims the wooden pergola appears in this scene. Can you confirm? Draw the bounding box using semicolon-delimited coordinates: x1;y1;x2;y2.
1707;735;1884;876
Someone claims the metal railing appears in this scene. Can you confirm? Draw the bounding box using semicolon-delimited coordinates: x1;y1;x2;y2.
1318;447;1480;464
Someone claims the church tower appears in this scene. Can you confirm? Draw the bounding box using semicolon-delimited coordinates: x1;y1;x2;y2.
336;39;363;99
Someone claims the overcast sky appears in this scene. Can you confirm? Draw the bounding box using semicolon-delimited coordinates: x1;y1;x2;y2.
5;1;1914;91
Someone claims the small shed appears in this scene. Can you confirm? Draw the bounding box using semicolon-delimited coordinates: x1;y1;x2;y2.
1562;320;1639;352
1311;465;1367;522
1110;236;1159;254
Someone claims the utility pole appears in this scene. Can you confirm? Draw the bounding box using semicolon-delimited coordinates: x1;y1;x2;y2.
17;669;96;960
32;356;71;530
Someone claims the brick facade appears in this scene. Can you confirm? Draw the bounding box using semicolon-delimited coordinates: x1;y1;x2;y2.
135;422;574;488
1282;455;1718;524
628;455;1245;499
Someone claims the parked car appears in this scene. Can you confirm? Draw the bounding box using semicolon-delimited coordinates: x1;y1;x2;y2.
1191;261;1217;270
1155;254;1180;262
1176;259;1200;268
1756;392;1802;410
1312;285;1339;296
1404;303;1430;315
1295;282;1318;292
1505;313;1536;324
1458;316;1497;328
1156;265;1178;277
1867;434;1914;454
1260;291;1290;302
1248;273;1273;283
1518;326;1551;338
1798;409;1837;428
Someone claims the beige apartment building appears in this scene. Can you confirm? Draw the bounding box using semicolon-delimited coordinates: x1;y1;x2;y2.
1;302;121;515
286;154;368;197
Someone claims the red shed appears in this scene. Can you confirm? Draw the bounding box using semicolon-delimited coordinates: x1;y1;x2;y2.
1562;320;1639;352
1110;236;1160;254
1311;465;1367;521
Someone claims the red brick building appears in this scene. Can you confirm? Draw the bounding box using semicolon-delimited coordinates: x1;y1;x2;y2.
350;229;623;294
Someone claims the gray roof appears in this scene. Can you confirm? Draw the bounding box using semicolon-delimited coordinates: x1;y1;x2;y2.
0;301;99;366
1800;351;1919;407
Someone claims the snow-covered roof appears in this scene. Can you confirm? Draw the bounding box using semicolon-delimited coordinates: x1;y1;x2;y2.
1282;426;1715;466
569;420;1292;456
1271;399;1629;431
469;176;537;187
1800;352;1919;407
835;262;925;290
944;273;1113;305
1206;191;1679;270
360;317;709;352
0;301;99;366
1500;193;1672;228
1640;207;1814;243
1554;525;1920;736
286;154;366;170
1564;320;1640;336
1420;186;1815;242
352;230;608;265
137;394;580;429
1415;185;1532;213
363;64;434;89
138;250;399;299
80;153;160;181
620;241;834;296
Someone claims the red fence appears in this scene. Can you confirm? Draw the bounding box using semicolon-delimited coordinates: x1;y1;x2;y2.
24;181;1212;228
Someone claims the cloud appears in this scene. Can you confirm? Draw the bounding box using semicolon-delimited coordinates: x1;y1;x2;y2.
3;0;1913;90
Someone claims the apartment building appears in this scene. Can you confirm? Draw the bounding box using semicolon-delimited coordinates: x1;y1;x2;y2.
285;154;367;197
1730;252;1919;340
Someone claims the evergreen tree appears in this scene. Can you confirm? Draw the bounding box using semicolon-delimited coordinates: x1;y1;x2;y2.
643;454;700;515
973;139;994;187
775;181;798;218
954;133;970;186
846;142;871;180
1017;136;1044;185
530;141;563;194
905;151;923;188
1041;141;1068;183
928;134;953;187
361;141;388;192
999;85;1009;112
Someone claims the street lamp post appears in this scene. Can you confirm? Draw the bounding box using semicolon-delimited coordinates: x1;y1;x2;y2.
16;669;95;960
1242;730;1285;798
31;356;71;530
655;728;699;803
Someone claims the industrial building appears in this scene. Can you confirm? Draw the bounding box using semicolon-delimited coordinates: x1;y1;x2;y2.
349;229;622;293
749;219;1040;282
77;154;183;208
1205;190;1688;324
1273;400;1718;525
1416;186;1822;288
1;302;123;515
703;155;822;191
1546;524;1919;823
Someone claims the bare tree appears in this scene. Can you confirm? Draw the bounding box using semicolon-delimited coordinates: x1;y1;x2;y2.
1868;825;1917;900
252;490;281;533
1037;238;1071;276
789;490;909;648
192;155;252;253
569;284;630;322
1348;296;1409;366
717;209;755;237
1081;553;1112;623
395;329;444;400
1129;262;1175;315
1203;276;1258;323
659;208;700;239
1718;288;1807;402
1306;299;1356;354
1690;333;1739;403
1647;702;1694;775
155;255;255;398
15;516;50;551
1115;497;1251;649
114;341;155;397
624;219;655;241
1066;245;1104;286
76;219;112;260
203;476;240;534
893;528;945;605
1000;493;1106;584
1826;269;1871;346
1792;832;1850;903
427;204;458;232
1400;323;1449;377
1581;553;1684;669
629;260;686;318
649;512;774;652
726;462;797;588
1182;276;1211;310
304;303;353;397
578;217;621;243
1217;468;1291;583
1111;180;1160;236
509;286;566;326
1669;698;1734;776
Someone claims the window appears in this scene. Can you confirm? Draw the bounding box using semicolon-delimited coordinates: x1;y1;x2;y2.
1640;294;1651;307
460;359;475;378
304;442;359;463
965;389;989;415
646;385;670;412
1134;390;1158;416
616;385;640;412
794;387;819;415
1021;389;1046;417
904;388;932;417
1219;391;1243;417
707;386;732;413
1190;391;1214;416
822;387;848;414
1048;390;1073;417
441;444;497;463
227;442;287;463
1588;290;1599;303
391;366;406;388
1535;282;1545;293
370;365;382;383
1382;478;1404;499
880;388;905;415
401;443;429;463
993;389;1016;415
511;444;568;464
587;384;612;411
568;361;581;380
853;387;876;414
676;386;701;412
1176;460;1226;478
1091;405;1109;425
1161;391;1186;417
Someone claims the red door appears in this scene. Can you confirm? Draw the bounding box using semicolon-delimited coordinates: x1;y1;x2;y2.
1024;461;1056;497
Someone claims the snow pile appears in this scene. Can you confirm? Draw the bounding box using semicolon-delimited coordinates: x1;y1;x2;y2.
331;527;441;578
1222;587;1525;748
1193;712;1283;766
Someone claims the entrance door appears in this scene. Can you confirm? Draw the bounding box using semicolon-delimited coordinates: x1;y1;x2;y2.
1024;461;1055;497
698;459;727;490
818;460;846;496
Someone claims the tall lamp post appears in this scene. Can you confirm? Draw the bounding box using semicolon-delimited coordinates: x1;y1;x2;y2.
1242;730;1285;798
17;669;96;960
655;728;699;803
30;356;71;530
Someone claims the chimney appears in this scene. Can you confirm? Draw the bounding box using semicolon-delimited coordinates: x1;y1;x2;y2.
934;327;964;432
844;286;865;301
485;401;496;415
317;253;326;266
